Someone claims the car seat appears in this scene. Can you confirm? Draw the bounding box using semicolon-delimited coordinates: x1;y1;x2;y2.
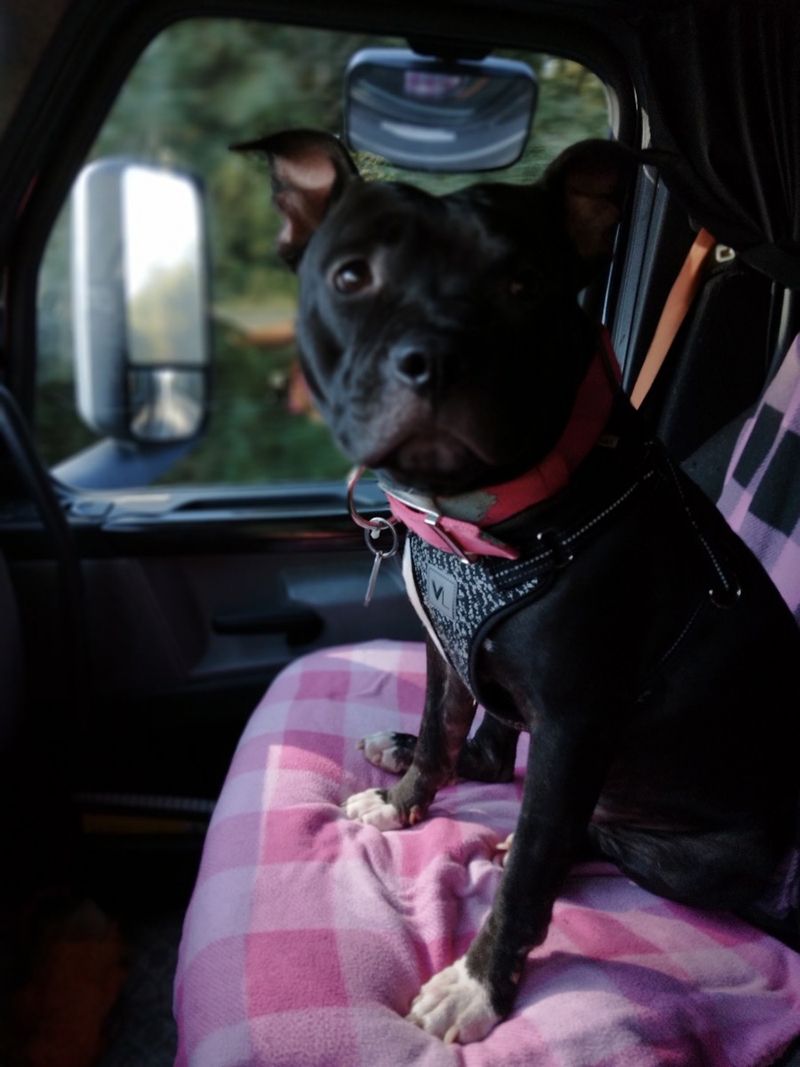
173;336;800;1067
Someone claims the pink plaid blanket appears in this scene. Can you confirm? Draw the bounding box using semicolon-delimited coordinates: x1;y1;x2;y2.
718;332;800;620
174;640;800;1067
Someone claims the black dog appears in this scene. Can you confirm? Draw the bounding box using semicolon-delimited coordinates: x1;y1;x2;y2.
241;129;800;1043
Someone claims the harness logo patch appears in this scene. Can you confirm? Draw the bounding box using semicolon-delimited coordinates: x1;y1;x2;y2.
426;565;458;619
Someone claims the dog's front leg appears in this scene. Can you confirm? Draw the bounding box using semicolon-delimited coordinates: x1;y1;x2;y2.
344;636;477;830
408;714;613;1043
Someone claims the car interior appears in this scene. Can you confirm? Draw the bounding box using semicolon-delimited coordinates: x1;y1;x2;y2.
0;1;799;1064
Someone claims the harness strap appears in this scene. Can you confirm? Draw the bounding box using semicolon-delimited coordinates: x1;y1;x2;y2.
408;455;659;699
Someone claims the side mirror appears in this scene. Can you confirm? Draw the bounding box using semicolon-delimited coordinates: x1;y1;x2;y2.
71;159;211;443
344;48;538;173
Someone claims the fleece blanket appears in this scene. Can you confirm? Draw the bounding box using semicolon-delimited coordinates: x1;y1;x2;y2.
718;331;800;620
174;640;800;1067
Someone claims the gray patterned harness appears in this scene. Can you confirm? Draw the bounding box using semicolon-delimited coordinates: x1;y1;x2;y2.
407;460;657;709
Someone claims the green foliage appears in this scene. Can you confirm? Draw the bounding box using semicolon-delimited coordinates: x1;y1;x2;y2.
35;20;610;486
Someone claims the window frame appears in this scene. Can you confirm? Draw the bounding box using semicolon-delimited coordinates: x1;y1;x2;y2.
2;0;641;509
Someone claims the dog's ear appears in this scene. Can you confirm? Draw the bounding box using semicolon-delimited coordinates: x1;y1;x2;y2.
231;129;360;268
542;139;639;279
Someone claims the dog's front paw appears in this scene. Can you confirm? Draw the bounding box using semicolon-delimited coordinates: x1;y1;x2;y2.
495;833;514;866
357;731;417;774
342;788;404;830
407;957;500;1044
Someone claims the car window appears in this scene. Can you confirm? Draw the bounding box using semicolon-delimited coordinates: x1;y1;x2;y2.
35;19;611;489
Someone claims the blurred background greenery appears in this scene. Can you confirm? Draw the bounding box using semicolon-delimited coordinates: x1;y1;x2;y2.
35;19;609;486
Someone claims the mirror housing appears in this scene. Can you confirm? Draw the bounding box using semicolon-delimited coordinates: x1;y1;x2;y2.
71;159;211;443
344;48;537;172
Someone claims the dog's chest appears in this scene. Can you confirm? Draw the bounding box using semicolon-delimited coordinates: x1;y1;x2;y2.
402;533;551;699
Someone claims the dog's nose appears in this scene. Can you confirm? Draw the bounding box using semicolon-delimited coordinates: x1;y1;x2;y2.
390;345;434;392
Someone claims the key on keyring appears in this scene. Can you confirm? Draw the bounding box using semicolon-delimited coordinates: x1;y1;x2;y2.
363;518;399;607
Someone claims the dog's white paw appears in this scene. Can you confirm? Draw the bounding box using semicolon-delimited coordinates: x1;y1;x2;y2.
407;956;500;1044
342;788;403;830
357;731;415;773
495;833;514;866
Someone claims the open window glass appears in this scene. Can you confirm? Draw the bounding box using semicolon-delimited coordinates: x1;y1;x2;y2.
35;20;610;490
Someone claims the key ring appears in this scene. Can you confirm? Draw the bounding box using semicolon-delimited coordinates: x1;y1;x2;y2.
364;516;399;557
348;466;401;607
362;516;399;607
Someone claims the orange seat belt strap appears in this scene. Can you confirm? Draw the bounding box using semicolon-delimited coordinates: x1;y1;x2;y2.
630;228;717;409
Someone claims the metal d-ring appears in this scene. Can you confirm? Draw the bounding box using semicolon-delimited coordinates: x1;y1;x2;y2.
709;575;742;608
364;516;399;557
347;464;400;533
347;465;375;530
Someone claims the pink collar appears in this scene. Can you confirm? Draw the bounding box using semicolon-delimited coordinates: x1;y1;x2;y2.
379;330;621;562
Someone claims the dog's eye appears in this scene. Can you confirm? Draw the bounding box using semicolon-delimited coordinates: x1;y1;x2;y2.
333;259;373;294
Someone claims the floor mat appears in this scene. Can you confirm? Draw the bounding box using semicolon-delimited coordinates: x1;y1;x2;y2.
97;910;183;1067
4;897;128;1067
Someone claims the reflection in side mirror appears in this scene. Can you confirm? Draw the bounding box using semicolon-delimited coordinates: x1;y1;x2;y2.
344;48;537;173
128;368;206;442
71;159;211;443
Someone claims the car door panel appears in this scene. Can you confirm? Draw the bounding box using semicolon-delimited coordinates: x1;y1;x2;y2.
3;501;420;797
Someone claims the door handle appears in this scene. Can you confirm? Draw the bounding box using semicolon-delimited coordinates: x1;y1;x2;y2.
212;602;323;645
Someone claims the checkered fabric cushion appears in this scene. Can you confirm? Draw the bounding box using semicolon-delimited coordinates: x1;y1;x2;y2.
174;641;800;1067
718;332;800;619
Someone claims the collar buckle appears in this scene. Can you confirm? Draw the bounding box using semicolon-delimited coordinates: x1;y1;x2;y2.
422;512;477;564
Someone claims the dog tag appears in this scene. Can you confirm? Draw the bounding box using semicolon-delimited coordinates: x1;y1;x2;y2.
363;518;399;607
